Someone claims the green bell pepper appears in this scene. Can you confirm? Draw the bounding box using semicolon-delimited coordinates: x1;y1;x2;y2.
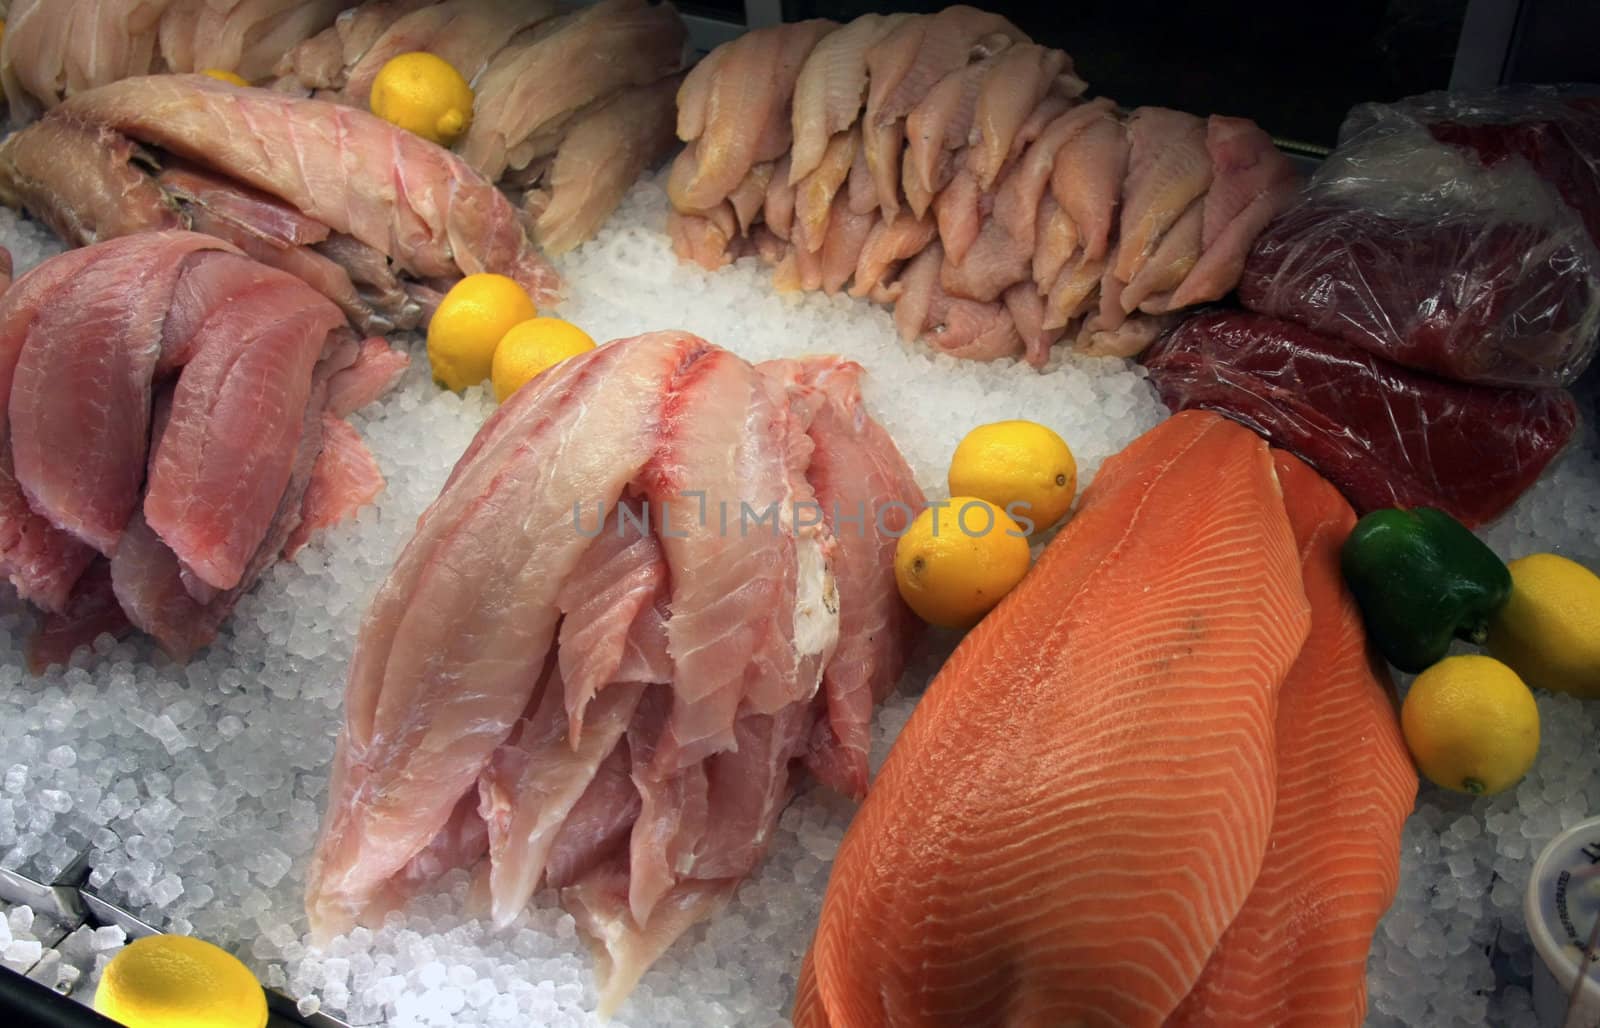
1339;507;1512;674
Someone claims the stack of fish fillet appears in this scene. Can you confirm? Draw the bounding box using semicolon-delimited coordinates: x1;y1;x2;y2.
795;411;1418;1028
305;332;925;1014
1;0;690;256
0;231;410;671
666;7;1300;367
0;74;562;334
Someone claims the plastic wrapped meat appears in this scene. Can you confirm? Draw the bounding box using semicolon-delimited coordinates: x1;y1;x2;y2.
1240;89;1600;388
1142;310;1580;528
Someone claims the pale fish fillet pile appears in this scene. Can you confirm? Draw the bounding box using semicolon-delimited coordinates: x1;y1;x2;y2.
1;0;690;258
276;0;689;255
797;412;1418;1027
0;230;409;672
304;331;925;1015
0;0;362;123
0;73;561;333
666;6;1301;367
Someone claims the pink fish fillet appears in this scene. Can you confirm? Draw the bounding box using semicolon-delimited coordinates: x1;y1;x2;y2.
464;0;686;183
544;741;642;890
272;0;436;92
762;357;924;798
0;240;179;613
1168;115;1300;310
25;561;133;674
10;233;233;557
968;43;1079;190
1115;107;1212;284
670;20;837;213
158;0;357;81
1051;105;1128;262
533;75;681;256
1005;282;1065;369
305;332;708;940
0;0;168;124
793;131;856;250
902;55;1000;220
339;0;560;107
478;670;647;928
324;337;410;418
142;257;346;591
788;13;911;184
851;212;937;300
861;6;1026;217
1121;197;1203;314
821;201;877;295
994;97;1115;249
941;216;1032;303
50;73;561;303
634;346;838;774
281;414;385;560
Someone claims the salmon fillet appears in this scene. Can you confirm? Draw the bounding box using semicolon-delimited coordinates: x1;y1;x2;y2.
794;410;1312;1028
1166;451;1415;1028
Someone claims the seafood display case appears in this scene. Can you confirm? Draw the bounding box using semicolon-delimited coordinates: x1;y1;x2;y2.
0;1;1596;1027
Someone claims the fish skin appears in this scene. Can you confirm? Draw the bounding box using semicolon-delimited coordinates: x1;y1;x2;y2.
788;13;910;184
1166;451;1415;1028
670;20;836;213
795;410;1312;1028
1116;107;1212;284
305;333;709;941
534;75;682;256
25;74;561;302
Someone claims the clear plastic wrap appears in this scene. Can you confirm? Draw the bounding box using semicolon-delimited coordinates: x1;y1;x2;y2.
1239;88;1600;388
1142;310;1580;528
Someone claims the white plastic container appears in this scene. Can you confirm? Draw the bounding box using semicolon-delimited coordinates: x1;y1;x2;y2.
1527;818;1600;1027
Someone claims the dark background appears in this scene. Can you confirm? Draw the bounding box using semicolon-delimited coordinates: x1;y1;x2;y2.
672;0;1600;147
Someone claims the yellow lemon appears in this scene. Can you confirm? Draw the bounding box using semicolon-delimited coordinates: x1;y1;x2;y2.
1488;553;1600;699
426;274;537;392
491;317;596;402
894;497;1032;630
94;934;268;1028
369;51;474;146
200;69;250;87
948;421;1078;534
1401;654;1540;796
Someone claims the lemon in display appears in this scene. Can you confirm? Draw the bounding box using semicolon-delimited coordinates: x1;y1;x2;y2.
948;421;1077;533
491;317;597;401
426;274;538;392
369;51;474;146
94;934;268;1028
200;69;250;87
1487;553;1600;699
1401;654;1540;796
894;497;1032;630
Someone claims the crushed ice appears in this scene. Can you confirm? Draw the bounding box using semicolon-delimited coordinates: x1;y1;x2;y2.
0;179;1591;1026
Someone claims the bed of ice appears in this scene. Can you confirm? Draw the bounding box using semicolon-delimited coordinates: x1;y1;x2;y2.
0;176;1595;1027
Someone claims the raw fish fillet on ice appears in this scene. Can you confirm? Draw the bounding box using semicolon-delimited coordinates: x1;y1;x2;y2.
0;0;357;122
795;410;1312;1028
307;333;922;1014
464;0;688;183
2;232;405;667
1143;310;1580;527
1169;451;1415;1028
0;74;562;309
